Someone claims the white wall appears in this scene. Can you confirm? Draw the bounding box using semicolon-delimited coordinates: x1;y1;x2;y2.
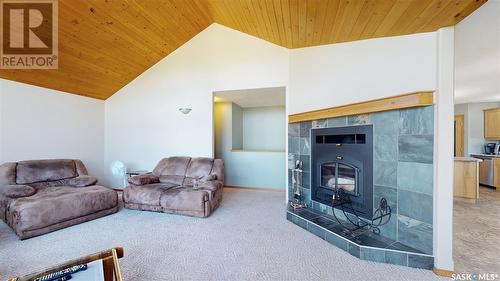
289;32;437;114
242;106;285;150
104;23;289;187
231;103;243;149
0;79;105;181
455;0;500;104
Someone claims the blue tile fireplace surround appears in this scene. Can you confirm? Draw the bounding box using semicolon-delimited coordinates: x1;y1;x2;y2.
287;106;434;269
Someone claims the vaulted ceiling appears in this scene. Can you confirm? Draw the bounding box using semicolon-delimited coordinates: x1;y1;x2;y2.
0;0;487;100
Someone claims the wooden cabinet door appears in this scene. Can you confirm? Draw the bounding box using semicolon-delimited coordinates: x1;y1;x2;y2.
484;108;500;140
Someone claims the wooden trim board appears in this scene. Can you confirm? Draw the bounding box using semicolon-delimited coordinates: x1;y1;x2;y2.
433;267;454;277
10;247;124;281
288;91;434;123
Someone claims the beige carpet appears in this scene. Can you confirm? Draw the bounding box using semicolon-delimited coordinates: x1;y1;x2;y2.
0;188;444;281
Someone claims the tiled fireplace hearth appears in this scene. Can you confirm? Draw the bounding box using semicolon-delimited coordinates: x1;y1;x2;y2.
287;105;434;269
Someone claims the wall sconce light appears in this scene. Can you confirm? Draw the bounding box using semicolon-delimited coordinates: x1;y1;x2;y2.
178;108;192;114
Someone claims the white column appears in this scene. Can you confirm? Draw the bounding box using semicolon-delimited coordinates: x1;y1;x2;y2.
433;26;455;271
285;86;290;203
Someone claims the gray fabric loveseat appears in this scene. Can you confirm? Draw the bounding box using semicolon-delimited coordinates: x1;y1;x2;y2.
123;156;224;217
0;159;118;239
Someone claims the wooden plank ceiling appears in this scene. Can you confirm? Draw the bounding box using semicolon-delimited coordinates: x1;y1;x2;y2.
0;0;486;100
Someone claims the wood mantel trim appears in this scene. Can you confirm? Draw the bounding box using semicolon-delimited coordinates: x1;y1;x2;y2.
288;91;434;123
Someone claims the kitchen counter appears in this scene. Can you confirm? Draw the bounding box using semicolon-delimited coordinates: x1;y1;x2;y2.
454;159;481;200
455;157;483;162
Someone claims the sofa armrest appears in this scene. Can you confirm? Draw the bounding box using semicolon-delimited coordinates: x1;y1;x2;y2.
128;174;160;186
74;159;89;176
68;176;98;187
194;180;223;191
0;162;16;185
0;184;36;198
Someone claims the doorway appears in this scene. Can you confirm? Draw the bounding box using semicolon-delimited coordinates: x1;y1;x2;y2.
453;103;500;274
213;87;286;190
454;115;464;157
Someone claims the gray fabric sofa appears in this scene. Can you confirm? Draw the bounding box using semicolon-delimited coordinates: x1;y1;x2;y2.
123;156;224;217
0;159;118;240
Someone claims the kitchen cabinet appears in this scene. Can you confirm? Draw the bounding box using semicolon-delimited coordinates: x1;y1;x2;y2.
484;108;500;140
454;158;481;199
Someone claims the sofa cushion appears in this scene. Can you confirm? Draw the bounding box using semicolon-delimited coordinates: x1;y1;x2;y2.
182;177;196;187
123;183;178;206
29;179;73;188
16;159;77;184
185;158;214;178
128;174;159;186
1;185;36;198
183;158;215;186
159;175;185;185
68;176;98;187
152;158;170;176
160;157;191;176
6;185;117;233
160;187;209;213
0;163;17;185
193;179;222;190
190;174;218;188
203;174;217;181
